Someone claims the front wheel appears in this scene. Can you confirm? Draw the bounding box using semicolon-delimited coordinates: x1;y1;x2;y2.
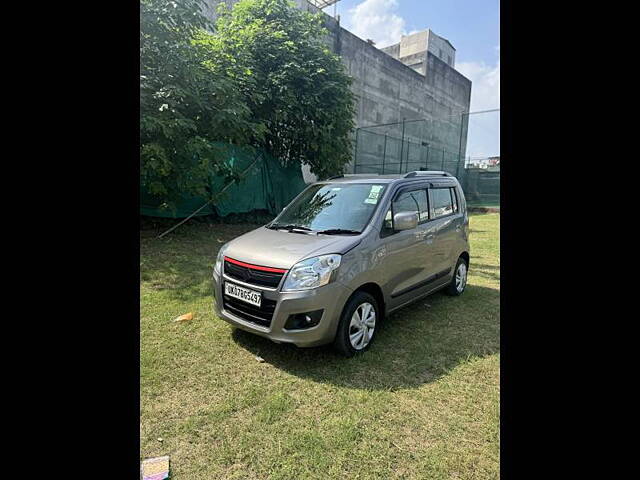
445;256;468;296
333;291;379;357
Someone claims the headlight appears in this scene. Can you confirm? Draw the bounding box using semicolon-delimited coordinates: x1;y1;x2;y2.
214;244;228;276
282;254;342;291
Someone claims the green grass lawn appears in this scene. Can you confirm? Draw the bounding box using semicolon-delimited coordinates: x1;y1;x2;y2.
140;213;500;479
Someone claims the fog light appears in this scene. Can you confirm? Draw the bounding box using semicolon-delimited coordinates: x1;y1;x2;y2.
284;309;324;330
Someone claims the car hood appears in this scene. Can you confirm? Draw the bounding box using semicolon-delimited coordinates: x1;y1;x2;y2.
223;226;361;270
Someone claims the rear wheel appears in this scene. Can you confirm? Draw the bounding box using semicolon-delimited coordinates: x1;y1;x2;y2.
333;291;379;357
445;256;468;296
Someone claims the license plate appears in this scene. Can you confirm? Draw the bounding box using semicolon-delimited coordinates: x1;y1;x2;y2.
224;282;262;307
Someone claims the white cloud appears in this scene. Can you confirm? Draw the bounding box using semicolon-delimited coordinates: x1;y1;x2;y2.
343;0;406;48
456;49;500;157
456;52;500;112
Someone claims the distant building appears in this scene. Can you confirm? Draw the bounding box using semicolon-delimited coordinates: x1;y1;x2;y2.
467;156;500;171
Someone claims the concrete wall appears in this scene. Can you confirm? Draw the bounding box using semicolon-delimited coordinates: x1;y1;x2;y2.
380;43;400;58
400;30;429;58
395;51;427;75
200;0;471;176
380;34;429;76
332;26;470;126
426;30;456;67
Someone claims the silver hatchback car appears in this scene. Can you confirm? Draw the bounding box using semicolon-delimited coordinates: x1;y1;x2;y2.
212;171;470;357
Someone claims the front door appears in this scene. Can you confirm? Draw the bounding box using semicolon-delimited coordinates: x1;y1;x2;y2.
378;185;439;310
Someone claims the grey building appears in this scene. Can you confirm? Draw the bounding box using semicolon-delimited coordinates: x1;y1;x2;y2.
201;0;471;176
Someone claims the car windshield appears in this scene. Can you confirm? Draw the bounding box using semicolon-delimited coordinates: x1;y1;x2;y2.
270;183;386;233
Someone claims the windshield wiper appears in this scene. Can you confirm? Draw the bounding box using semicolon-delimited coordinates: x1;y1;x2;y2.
268;223;313;233
316;228;361;235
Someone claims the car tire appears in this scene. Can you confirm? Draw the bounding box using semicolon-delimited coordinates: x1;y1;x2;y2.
445;256;468;296
333;291;380;357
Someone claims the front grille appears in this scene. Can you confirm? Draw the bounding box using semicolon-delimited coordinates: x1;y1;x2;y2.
222;294;277;328
224;259;285;288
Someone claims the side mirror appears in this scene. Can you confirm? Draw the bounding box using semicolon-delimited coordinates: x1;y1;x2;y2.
394;211;418;231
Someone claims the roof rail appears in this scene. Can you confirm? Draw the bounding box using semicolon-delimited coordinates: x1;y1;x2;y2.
404;170;451;178
328;173;382;179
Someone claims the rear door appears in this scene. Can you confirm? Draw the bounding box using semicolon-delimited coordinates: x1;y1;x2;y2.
427;184;464;275
377;184;440;310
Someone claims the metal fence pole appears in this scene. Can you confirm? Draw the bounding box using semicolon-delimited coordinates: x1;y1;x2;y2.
382;134;387;174
399;118;406;173
353;128;359;173
456;112;466;178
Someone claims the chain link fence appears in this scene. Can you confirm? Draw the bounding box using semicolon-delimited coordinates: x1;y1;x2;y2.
352;109;499;207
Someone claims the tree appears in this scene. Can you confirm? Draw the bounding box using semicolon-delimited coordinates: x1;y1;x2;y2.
203;0;355;179
140;0;355;208
140;0;263;206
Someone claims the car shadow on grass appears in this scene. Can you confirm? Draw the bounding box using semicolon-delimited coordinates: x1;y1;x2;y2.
231;284;499;391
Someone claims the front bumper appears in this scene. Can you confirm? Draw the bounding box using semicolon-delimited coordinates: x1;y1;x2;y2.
212;270;353;347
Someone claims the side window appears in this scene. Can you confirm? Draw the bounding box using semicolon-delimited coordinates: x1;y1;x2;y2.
393;189;429;222
451;187;458;213
430;188;454;218
383;208;393;230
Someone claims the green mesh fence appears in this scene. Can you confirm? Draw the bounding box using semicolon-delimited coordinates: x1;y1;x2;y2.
460;168;500;207
140;143;308;218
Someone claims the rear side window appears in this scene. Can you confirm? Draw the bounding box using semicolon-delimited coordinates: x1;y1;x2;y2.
393;189;429;222
430;188;454;218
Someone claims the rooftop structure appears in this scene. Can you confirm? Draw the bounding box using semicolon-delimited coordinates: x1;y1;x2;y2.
380;29;456;75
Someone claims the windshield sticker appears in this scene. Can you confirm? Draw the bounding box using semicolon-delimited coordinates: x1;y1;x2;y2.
364;185;383;204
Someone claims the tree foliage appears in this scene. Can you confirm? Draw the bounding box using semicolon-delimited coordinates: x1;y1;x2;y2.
140;0;262;204
140;0;355;206
206;0;355;179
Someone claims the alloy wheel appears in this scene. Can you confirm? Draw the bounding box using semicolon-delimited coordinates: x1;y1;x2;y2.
348;302;376;350
456;262;467;293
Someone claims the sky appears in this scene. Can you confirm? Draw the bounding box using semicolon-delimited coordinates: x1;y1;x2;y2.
323;0;500;158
